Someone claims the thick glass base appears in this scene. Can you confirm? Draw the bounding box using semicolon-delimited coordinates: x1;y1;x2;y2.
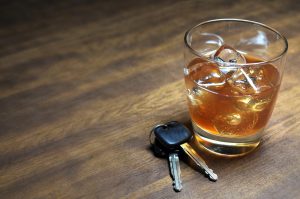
192;122;261;157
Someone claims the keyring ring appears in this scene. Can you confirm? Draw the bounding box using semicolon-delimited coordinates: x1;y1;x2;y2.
149;123;167;145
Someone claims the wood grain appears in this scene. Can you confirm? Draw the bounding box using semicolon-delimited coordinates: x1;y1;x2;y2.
0;0;300;198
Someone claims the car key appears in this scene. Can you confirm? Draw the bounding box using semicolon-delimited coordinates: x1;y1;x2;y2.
181;142;218;181
169;153;183;191
153;121;218;181
150;124;183;191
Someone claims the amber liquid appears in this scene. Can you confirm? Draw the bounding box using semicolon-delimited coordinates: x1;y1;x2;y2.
185;55;280;156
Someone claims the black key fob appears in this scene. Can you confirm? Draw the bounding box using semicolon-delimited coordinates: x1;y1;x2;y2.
154;121;192;151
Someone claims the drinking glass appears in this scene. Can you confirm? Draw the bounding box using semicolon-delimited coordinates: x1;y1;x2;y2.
184;19;288;157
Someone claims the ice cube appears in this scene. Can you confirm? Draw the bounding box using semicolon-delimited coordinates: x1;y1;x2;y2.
221;113;241;126
236;95;272;112
227;66;272;94
213;44;246;67
187;87;203;106
213;44;246;75
188;62;226;90
213;112;258;136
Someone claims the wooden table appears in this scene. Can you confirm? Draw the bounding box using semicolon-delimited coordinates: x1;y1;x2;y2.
1;0;299;198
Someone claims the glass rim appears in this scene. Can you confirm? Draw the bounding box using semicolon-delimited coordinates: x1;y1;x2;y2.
184;18;288;66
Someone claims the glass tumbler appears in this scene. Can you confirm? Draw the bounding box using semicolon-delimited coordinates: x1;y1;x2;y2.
183;19;288;157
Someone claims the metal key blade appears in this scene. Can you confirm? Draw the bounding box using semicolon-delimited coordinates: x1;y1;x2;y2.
169;153;183;191
180;143;218;181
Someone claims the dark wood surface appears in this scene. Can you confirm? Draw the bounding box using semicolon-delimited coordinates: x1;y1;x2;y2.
1;0;300;198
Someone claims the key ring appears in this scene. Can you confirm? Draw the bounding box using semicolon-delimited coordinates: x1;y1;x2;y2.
149;123;167;145
149;122;180;145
